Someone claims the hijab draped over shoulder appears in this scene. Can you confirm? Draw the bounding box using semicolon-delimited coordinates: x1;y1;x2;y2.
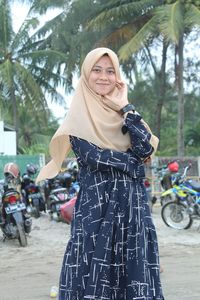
36;47;158;182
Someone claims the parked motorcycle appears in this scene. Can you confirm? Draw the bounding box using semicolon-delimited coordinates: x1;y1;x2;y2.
48;171;80;222
21;164;46;218
161;164;200;229
0;163;32;246
151;160;180;206
44;160;80;222
46;172;71;221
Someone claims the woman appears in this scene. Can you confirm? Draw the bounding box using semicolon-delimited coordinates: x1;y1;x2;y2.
37;47;164;299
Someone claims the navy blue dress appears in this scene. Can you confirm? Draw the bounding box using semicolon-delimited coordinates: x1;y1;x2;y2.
59;113;164;300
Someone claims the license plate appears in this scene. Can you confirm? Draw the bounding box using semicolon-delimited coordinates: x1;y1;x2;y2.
5;203;26;214
28;193;41;199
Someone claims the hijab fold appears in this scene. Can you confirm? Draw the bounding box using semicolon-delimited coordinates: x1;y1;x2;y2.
36;48;158;182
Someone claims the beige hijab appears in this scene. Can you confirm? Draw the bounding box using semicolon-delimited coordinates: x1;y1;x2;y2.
36;47;158;182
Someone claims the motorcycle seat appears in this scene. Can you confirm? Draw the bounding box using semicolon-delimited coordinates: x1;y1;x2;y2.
185;180;200;192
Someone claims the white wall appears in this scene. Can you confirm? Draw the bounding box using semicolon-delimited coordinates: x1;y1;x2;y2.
0;121;17;155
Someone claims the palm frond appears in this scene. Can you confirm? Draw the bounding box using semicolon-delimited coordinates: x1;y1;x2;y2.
118;15;158;61
156;1;184;43
0;0;13;51
185;4;200;28
12;17;40;51
14;61;47;108
30;0;65;14
30;10;63;41
88;0;160;31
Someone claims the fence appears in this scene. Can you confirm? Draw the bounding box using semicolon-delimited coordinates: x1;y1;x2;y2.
1;154;199;194
0;154;45;178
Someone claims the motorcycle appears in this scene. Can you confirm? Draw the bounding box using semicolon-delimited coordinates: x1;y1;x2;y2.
47;170;80;222
48;187;69;221
0;162;32;246
161;164;200;229
46;173;71;221
143;178;156;212
0;186;32;247
21;164;46;218
151;160;180;206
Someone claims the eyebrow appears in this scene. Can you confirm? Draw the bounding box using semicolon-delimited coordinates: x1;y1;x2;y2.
93;65;115;70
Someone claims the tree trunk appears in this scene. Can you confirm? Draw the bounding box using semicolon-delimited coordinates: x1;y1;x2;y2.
154;40;168;143
10;81;18;151
177;34;184;156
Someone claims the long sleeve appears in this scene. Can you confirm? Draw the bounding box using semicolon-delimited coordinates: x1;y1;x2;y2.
70;136;145;178
123;113;154;160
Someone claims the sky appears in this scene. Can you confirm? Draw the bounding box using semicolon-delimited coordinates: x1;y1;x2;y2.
11;2;69;121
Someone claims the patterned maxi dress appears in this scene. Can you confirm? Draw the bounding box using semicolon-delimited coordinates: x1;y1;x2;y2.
59;113;164;300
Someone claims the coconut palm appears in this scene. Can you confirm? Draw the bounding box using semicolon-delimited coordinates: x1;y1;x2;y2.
0;0;67;134
30;0;108;86
17;102;59;154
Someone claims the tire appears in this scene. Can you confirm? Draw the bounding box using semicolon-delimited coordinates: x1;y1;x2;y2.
33;205;40;218
17;223;27;247
161;200;193;230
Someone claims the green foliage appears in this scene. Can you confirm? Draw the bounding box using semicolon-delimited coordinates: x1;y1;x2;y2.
1;0;200;157
0;0;69;156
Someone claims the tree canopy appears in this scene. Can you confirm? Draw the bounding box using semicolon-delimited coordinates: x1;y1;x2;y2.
1;0;200;156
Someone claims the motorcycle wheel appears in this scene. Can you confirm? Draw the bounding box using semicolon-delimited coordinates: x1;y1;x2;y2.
17;223;27;247
161;200;193;230
33;205;40;218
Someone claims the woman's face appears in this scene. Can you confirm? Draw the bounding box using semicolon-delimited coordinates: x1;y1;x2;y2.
88;55;117;96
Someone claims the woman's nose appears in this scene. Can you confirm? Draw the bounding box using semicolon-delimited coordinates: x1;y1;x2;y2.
99;71;108;79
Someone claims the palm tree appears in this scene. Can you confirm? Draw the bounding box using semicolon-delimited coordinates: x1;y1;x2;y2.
30;0;108;87
17;101;59;154
0;0;67;135
88;0;200;156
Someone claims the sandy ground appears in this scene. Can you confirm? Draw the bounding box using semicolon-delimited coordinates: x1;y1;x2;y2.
0;206;200;300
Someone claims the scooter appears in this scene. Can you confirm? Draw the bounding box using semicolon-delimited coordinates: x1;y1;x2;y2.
45;169;80;222
46;173;70;221
48;186;69;221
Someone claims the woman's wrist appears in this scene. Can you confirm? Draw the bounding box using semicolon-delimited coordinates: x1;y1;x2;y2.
120;103;135;115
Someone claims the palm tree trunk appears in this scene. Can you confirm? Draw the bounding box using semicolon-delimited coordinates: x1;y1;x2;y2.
11;89;17;130
154;40;168;143
177;33;184;156
10;83;19;151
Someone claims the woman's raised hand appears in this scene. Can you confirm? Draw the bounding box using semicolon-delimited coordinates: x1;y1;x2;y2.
102;80;129;112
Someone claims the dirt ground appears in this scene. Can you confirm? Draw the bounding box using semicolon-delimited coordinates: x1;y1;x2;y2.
0;205;200;300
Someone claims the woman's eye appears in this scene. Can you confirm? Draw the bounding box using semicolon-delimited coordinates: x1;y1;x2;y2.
108;70;115;74
92;68;100;73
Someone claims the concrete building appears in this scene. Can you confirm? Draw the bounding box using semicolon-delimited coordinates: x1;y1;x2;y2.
0;121;16;155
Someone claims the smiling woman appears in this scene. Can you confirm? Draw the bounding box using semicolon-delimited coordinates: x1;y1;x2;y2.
36;47;163;300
